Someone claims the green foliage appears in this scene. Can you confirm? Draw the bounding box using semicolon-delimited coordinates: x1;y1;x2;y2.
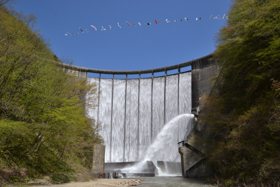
0;5;102;182
50;173;73;184
0;0;17;7
201;0;280;185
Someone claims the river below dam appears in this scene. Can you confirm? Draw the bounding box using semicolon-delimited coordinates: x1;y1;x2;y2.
137;176;213;187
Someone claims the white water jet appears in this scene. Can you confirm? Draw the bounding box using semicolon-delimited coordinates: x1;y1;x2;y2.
144;114;194;162
121;114;194;175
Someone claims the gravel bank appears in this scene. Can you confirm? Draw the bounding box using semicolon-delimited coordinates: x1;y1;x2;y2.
29;177;214;187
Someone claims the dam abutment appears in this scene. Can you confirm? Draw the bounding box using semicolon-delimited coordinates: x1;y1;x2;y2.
183;56;220;178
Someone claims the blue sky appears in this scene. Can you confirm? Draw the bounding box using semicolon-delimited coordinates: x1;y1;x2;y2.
13;0;231;77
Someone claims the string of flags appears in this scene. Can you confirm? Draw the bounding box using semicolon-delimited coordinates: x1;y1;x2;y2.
64;14;228;36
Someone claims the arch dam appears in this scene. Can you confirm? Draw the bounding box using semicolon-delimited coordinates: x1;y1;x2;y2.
63;54;219;176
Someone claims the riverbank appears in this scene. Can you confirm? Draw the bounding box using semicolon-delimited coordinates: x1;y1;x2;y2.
16;177;213;187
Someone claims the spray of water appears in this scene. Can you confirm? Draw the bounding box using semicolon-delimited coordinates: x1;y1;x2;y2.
121;114;194;175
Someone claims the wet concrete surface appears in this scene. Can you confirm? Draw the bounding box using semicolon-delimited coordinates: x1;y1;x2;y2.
138;176;214;187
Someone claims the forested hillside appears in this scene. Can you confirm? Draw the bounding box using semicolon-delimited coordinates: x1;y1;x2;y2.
0;4;102;184
202;0;280;186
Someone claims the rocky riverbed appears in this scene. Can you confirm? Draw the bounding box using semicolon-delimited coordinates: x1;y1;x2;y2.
26;176;214;187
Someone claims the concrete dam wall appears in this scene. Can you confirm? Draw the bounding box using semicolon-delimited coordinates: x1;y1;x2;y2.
63;54;219;165
87;72;191;163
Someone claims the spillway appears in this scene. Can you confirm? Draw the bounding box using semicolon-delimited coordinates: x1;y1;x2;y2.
86;72;191;163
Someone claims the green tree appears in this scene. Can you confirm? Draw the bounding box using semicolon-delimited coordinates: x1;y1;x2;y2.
0;0;16;6
0;5;102;181
201;0;280;185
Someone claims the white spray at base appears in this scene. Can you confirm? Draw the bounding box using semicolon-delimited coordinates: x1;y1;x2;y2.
121;114;195;175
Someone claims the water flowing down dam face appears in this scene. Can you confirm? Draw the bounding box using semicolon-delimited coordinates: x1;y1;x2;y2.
86;72;191;163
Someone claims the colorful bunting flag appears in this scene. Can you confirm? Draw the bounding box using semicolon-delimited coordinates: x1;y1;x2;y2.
117;22;121;28
65;14;228;36
91;25;97;31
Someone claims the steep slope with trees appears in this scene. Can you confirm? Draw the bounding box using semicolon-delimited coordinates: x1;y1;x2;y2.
0;4;102;184
201;0;280;186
